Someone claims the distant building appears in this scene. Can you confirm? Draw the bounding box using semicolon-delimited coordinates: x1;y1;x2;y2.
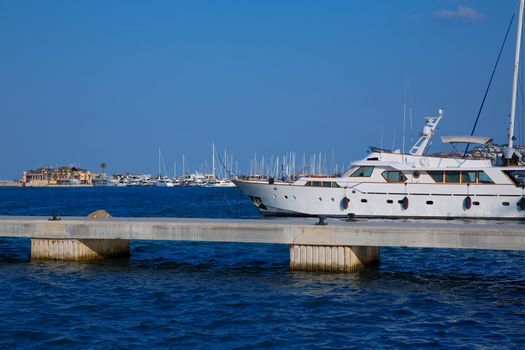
22;166;95;186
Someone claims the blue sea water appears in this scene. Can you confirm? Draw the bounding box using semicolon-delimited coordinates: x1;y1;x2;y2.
0;187;524;349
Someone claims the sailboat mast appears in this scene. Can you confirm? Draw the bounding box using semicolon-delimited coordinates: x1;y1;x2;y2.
509;0;524;149
158;147;161;178
212;143;216;178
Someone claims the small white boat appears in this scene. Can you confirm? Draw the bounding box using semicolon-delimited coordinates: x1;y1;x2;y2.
93;176;118;187
152;177;175;187
207;179;236;187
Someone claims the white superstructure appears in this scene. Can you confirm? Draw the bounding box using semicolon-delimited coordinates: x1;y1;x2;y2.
234;118;525;219
234;0;525;219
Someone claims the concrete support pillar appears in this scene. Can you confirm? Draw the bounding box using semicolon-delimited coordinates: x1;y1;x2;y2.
290;244;379;272
31;238;130;261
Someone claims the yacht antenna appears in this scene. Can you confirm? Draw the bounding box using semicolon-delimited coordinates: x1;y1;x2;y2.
380;128;384;158
318;152;322;175
391;129;397;151
331;148;335;176
402;79;408;160
409;106;413;145
403;103;407;160
408;83;413;145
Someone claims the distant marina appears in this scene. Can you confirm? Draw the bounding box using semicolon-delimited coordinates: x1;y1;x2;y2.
2;142;525;188
5;144;237;188
17;168;236;188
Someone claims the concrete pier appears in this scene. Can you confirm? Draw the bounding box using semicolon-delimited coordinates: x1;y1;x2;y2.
1;216;524;271
31;239;130;261
290;245;379;272
29;209;130;261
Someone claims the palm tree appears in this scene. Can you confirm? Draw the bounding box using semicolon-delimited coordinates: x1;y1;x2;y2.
99;162;107;175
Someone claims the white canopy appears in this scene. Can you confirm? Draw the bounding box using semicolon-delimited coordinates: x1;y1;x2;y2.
440;136;493;145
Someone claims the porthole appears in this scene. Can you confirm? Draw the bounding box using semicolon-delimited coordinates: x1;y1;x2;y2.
273;187;278;191
319;197;322;201
292;196;296;200
331;198;335;202
386;199;393;204
413;171;420;179
502;202;510;206
361;199;367;203
397;200;404;204
473;201;480;206
426;201;434;205
352;190;356;194
284;195;288;199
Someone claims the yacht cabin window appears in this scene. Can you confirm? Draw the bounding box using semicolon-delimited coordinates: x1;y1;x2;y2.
478;171;494;184
350;166;374;177
461;171;477;183
381;171;407;183
429;170;494;184
445;171;460;183
304;181;340;188
428;171;444;183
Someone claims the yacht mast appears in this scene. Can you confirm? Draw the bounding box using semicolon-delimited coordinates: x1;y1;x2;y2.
509;0;524;150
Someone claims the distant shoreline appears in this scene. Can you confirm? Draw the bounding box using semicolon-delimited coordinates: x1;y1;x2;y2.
0;183;95;188
0;182;21;187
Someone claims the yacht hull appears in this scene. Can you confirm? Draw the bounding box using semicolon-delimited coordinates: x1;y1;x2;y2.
233;179;525;219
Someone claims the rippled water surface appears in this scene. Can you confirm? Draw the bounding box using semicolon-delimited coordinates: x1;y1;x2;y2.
0;187;524;348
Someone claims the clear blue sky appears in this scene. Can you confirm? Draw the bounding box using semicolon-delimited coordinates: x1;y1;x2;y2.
0;0;522;178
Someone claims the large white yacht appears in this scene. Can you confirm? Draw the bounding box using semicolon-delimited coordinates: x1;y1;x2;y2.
234;0;525;220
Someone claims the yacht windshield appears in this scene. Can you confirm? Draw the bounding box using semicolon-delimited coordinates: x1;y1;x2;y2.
503;170;525;186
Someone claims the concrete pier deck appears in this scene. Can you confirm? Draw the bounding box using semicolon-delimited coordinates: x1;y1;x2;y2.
0;216;524;250
1;216;524;270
